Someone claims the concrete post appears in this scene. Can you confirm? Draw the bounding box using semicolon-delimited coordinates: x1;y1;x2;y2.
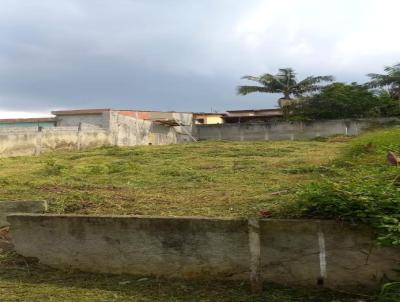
218;126;222;140
248;217;262;295
135;112;140;146
77;123;82;151
35;126;43;156
114;116;120;146
240;128;244;141
264;130;269;141
317;224;327;286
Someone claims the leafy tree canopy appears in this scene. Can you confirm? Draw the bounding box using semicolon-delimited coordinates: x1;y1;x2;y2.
237;68;334;104
367;63;400;100
290;82;400;120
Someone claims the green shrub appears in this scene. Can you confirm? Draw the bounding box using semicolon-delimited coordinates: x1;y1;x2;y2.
42;159;65;176
297;129;400;295
378;282;400;302
298;129;400;246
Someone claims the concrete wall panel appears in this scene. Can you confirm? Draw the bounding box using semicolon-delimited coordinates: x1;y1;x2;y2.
7;214;400;289
0;129;38;156
8;214;249;279
56;112;110;128
195;118;400;141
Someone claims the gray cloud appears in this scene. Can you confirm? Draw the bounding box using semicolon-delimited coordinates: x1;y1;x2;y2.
0;0;398;114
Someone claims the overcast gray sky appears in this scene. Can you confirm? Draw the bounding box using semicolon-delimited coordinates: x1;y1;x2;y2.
0;0;399;117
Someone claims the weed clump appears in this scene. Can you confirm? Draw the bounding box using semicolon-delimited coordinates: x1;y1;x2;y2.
42;159;65;176
298;129;400;246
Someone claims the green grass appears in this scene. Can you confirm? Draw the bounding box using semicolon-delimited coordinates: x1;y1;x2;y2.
0;135;390;301
0;140;346;217
0;250;373;302
296;129;400;246
294;129;400;300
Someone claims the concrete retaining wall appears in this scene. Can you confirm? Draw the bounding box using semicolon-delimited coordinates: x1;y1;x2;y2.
7;214;400;289
195;118;400;141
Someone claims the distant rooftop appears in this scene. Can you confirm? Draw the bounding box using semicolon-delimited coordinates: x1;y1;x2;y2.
0;117;56;124
51;109;111;115
226;108;281;113
52;108;193;115
193;112;226;116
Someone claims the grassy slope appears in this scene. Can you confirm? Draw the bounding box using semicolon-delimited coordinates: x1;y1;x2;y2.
0;140;345;217
1;137;384;301
295;128;400;300
297;129;400;246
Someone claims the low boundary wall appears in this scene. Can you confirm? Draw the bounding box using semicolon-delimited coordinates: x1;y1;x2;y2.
0;115;188;157
195;118;400;141
0;126;112;157
7;214;400;290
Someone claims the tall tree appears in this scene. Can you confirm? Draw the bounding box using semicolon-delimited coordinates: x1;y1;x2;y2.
237;68;334;106
290;82;398;120
367;63;400;100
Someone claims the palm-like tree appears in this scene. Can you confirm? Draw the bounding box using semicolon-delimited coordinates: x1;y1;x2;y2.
367;63;400;100
237;68;334;107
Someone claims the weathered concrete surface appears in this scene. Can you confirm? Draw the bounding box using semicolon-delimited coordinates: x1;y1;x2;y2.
7;214;400;289
110;112;191;146
0;112;191;157
259;220;399;288
0;128;38;156
0;201;47;227
8;214;250;279
55;111;111;128
195;118;400;141
0;127;113;157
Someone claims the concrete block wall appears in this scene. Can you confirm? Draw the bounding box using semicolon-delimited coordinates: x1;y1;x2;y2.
0;114;183;157
0;126;113;157
259;220;398;288
56;111;111;128
7;214;400;290
111;111;193;145
194;118;400;141
0;127;38;157
1;116;398;157
111;113;178;146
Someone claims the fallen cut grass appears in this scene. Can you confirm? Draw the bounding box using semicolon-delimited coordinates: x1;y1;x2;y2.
0;250;372;302
0;137;380;301
0;140;346;217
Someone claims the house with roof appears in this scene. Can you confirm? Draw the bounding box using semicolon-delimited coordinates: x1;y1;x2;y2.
193;108;283;124
0;117;56;128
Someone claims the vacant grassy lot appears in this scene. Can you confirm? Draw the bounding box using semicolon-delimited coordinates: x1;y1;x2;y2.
0;140;346;217
0;250;371;302
0;136;387;301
